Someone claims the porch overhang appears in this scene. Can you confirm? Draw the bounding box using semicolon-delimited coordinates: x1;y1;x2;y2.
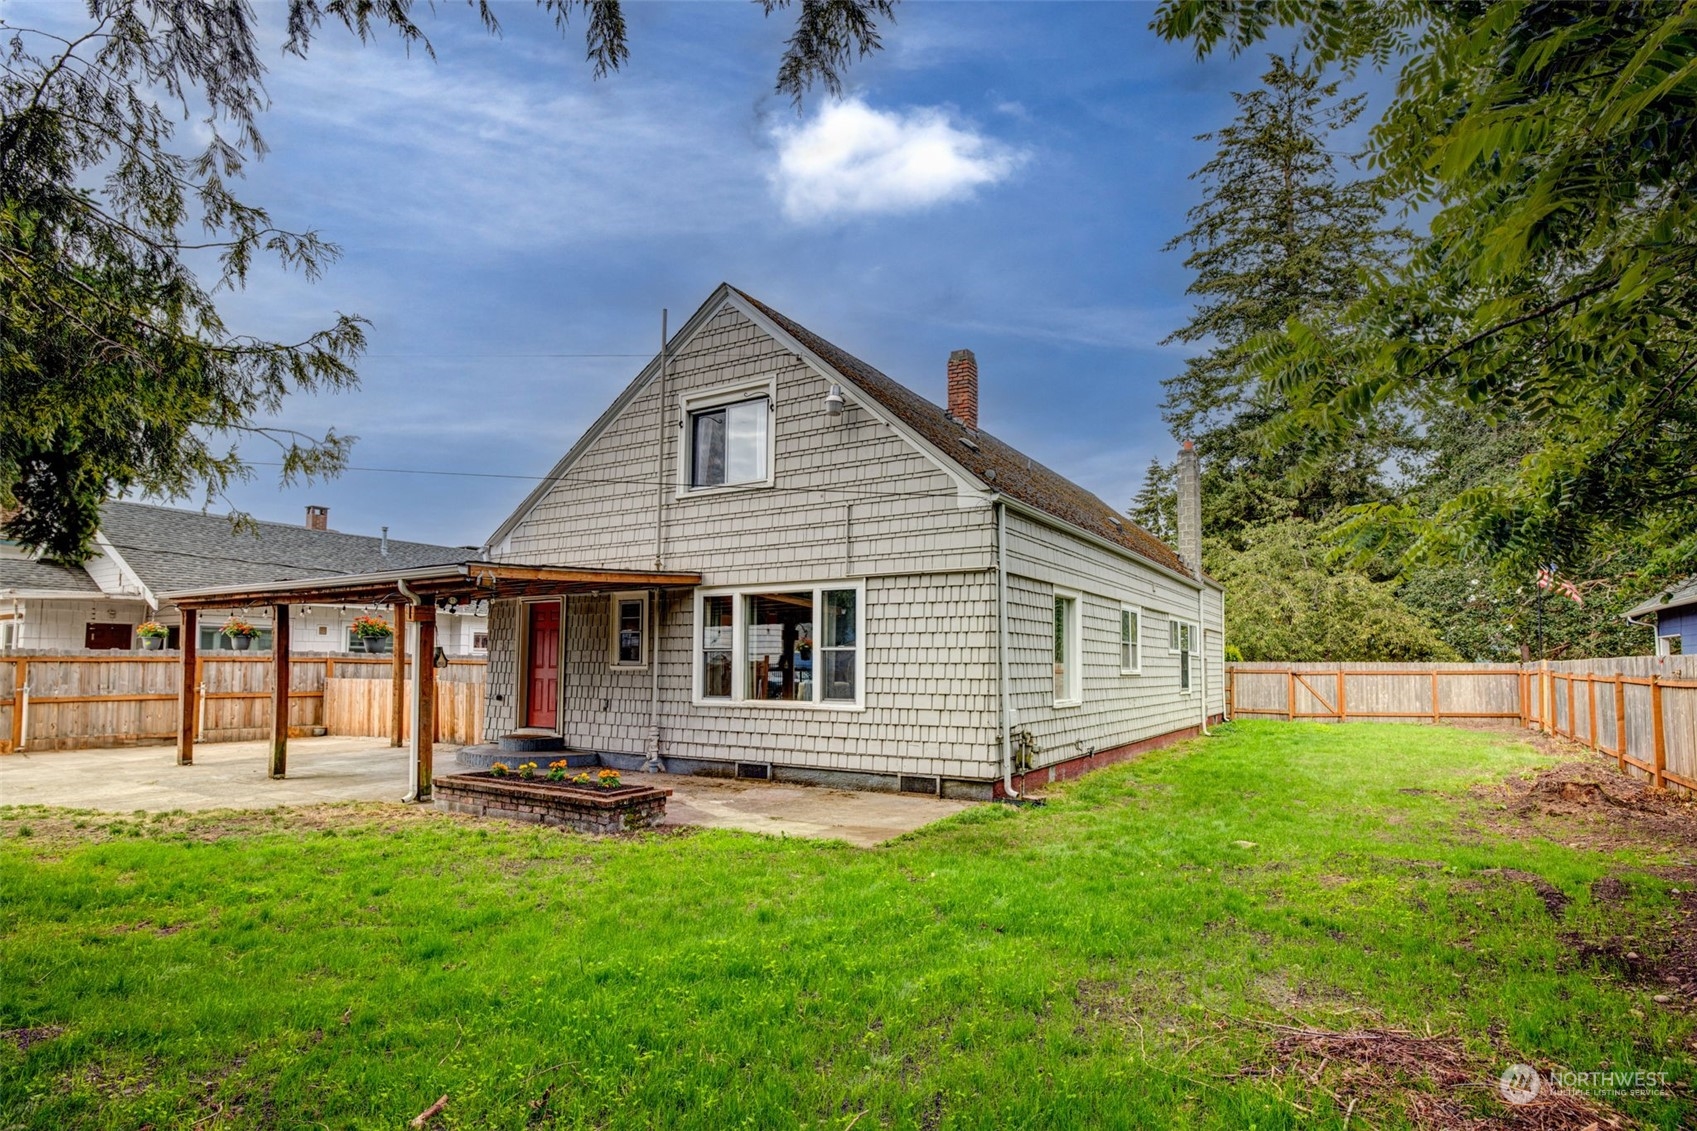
161;561;703;611
159;562;701;798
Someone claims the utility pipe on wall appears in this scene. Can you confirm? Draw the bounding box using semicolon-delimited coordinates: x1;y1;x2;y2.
647;309;668;772
995;499;1018;797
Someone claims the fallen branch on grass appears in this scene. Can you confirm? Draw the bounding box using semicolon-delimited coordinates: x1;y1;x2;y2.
410;1094;447;1128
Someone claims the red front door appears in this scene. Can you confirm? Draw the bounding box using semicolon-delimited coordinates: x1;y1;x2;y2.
525;602;560;730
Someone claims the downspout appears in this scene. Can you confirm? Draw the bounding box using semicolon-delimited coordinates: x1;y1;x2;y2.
396;577;423;800
996;498;1018;798
647;309;668;772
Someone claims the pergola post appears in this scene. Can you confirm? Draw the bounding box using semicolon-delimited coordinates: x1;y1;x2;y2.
269;604;290;779
410;604;437;802
390;602;406;747
177;608;198;765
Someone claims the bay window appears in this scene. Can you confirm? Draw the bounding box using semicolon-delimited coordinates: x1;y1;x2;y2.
694;582;863;707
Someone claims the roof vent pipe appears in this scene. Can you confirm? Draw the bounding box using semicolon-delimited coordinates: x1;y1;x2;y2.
380;526;389;557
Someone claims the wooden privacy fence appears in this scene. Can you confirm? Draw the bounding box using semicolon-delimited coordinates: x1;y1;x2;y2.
0;653;486;753
1228;658;1697;792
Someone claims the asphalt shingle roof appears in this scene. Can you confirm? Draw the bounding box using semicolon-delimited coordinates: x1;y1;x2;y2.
736;290;1196;580
0;555;101;594
97;502;474;595
1625;576;1697;620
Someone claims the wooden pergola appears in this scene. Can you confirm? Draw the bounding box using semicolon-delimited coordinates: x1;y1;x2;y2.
163;562;701;801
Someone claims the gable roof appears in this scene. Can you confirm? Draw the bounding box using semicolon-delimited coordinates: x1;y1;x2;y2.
732;290;1195;580
95;502;472;597
1625;576;1697;620
486;283;1198;584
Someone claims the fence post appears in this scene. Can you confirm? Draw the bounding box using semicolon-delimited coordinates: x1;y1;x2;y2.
1337;670;1347;722
1587;675;1598;751
1518;668;1528;729
1287;670;1295;721
9;658;25;753
1614;674;1627;772
1431;670;1440;723
1541;661;1552;735
1651;674;1667;790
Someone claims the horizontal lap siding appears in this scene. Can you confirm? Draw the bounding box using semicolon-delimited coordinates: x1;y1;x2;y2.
1005;511;1221;765
490;304;1001;778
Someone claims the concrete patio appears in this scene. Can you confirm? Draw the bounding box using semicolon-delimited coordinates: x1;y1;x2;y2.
0;738;978;847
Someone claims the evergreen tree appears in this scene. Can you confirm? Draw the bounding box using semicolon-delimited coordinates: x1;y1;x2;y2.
1160;53;1410;535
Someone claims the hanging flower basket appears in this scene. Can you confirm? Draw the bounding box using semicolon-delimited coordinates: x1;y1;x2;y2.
221;618;260;650
352;614;394;652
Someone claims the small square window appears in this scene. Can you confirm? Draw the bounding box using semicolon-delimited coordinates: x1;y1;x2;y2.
472;631;489;652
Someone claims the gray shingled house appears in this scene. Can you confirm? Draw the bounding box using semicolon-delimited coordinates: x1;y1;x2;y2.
0;502;487;654
478;284;1224;799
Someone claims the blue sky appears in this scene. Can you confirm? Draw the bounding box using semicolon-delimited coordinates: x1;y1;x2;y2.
61;2;1368;547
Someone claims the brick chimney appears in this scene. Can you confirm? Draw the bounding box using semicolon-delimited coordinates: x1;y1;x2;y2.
947;348;978;429
306;505;328;531
1175;441;1202;577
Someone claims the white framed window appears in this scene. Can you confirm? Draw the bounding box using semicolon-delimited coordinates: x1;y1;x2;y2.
472;631;489;652
692;580;864;709
1119;605;1142;675
1177;620;1197;693
609;591;649;669
1168;617;1182;654
678;379;775;495
1053;588;1082;706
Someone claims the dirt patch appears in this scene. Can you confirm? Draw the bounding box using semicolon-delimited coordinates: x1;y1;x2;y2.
1475;757;1697;855
1478;868;1570;919
1591;876;1632;905
1244;1024;1625;1129
2;1025;64;1052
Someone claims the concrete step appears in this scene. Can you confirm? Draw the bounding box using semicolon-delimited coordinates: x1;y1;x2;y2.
497;733;567;754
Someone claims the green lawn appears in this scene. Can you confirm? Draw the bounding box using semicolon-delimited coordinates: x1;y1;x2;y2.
2;721;1692;1129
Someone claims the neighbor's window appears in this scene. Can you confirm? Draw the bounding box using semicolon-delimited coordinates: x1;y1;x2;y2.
472;631;489;652
1120;606;1141;674
1053;591;1081;705
610;592;648;668
690;397;769;489
696;584;862;706
701;595;734;699
200;626;273;652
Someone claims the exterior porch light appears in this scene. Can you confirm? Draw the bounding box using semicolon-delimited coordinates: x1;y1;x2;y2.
825;383;845;417
433;645;449;670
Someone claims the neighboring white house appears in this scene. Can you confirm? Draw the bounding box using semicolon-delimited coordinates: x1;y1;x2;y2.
0;502;488;654
477;284;1225;799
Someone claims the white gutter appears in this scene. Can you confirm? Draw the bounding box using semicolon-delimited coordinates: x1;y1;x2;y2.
995;500;1018;798
996;497;1213;595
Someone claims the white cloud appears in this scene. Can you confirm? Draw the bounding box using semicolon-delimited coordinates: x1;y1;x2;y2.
770;98;1024;222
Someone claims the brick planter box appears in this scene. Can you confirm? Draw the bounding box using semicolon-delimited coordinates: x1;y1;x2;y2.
432;773;670;834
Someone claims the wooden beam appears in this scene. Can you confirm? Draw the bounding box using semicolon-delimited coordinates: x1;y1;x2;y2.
1337;670;1347;722
177;609;197;765
1614;674;1628;772
1587;675;1598;751
391;603;406;748
1287;670;1295;722
1651;674;1667;790
270;604;290;779
1431;670;1440;723
412;605;437;802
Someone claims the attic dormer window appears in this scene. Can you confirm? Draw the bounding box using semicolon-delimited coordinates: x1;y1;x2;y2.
679;379;776;494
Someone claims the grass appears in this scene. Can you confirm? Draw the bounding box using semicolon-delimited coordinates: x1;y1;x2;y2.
1;721;1693;1129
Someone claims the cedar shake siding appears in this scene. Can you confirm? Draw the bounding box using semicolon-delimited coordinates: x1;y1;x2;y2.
482;286;1224;793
